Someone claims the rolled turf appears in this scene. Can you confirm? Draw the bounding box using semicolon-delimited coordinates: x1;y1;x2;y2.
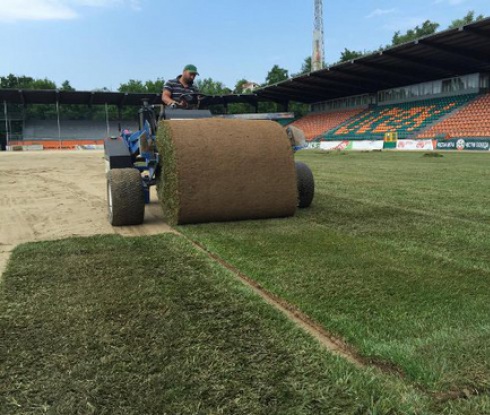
156;119;297;225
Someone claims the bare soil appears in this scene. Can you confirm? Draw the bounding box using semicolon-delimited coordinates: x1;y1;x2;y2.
0;150;174;276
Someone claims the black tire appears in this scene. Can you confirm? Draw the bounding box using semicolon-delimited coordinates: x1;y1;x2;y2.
296;162;315;208
107;168;145;226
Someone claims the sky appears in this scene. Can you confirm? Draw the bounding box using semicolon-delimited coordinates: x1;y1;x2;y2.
1;0;489;91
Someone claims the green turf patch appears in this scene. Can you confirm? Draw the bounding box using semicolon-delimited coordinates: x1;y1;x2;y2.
0;234;428;414
156;121;180;225
179;151;490;393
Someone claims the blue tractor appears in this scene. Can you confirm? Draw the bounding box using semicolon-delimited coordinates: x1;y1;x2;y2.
104;94;314;226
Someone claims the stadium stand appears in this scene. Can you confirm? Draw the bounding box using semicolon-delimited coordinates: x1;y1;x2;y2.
291;108;366;141
23;120;138;140
417;93;490;139
276;118;296;127
321;95;477;141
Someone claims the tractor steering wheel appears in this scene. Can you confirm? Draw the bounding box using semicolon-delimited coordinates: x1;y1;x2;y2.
179;93;207;106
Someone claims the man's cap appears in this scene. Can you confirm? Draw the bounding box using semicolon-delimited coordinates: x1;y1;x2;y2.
183;64;199;75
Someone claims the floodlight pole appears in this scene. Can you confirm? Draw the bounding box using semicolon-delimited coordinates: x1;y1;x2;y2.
312;0;325;72
3;100;8;150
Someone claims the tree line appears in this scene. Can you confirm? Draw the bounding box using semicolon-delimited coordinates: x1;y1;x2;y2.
337;10;485;68
0;71;307;119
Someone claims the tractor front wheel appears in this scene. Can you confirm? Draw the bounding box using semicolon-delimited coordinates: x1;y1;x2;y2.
107;168;145;226
295;161;315;208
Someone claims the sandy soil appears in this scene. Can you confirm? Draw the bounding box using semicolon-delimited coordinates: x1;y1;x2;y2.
0;150;174;276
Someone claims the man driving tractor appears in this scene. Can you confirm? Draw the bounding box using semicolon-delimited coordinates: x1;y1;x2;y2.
162;64;200;109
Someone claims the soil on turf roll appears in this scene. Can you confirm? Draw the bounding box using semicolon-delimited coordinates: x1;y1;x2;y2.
156;119;297;225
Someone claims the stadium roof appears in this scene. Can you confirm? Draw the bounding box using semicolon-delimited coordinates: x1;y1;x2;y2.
0;89;262;107
257;17;490;104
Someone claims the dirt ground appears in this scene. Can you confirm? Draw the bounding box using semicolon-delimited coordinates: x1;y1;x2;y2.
0;150;174;276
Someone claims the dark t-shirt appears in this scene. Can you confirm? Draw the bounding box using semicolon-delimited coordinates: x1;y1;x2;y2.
163;75;199;103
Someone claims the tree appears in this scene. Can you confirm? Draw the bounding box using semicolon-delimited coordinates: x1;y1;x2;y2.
265;65;289;86
292;56;331;77
1;74;32;88
257;65;289;113
0;74;58;119
118;78;165;94
300;57;312;74
195;78;231;95
233;79;249;94
292;56;315;76
289;101;309;118
118;79;145;93
31;78;57;90
392;20;440;45
339;48;365;62
227;79;254;114
261;65;311;115
448;11;485;29
117;78;165;120
145;79;165;93
0;74;56;90
193;78;231;114
60;80;75;91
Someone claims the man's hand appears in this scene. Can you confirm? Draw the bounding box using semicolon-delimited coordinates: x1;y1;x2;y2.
169;100;186;109
169;100;188;109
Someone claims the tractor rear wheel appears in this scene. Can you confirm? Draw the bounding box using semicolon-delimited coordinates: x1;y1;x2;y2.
107;168;145;226
295;161;315;208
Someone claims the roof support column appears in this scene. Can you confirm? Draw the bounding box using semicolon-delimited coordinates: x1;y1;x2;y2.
3;100;8;150
118;106;122;132
105;103;110;137
22;104;26;143
56;100;62;150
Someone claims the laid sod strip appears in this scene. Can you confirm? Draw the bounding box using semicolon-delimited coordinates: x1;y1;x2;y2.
188;238;365;368
0;234;428;415
179;151;490;394
437;394;490;414
155;119;297;225
156;121;180;223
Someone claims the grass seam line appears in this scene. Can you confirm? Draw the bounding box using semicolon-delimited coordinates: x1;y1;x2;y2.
183;235;489;404
184;237;365;368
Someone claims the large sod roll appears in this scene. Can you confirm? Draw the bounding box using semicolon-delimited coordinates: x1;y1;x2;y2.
156;119;298;225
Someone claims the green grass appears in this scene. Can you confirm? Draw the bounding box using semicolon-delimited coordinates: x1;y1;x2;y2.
0;234;430;415
179;151;490;394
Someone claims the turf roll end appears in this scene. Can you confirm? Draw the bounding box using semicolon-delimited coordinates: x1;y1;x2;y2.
156;119;297;225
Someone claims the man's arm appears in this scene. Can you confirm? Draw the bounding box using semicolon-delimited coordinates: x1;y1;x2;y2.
161;89;175;106
162;88;188;108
